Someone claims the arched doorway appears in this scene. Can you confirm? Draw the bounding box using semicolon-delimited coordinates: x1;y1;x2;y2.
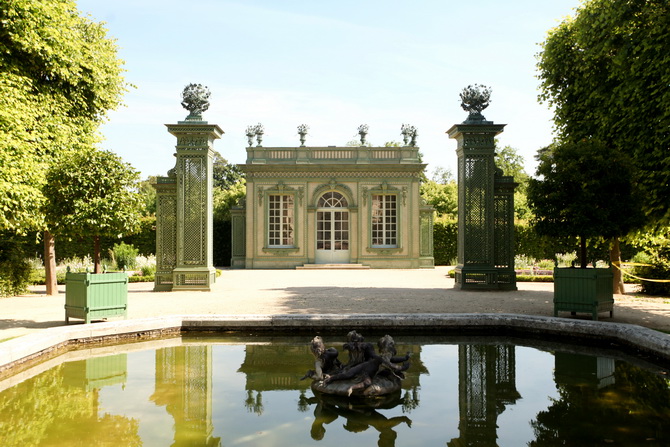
315;191;350;264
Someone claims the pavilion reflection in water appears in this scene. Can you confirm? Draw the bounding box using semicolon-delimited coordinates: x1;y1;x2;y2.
143;343;621;446
0;339;634;447
448;344;521;447
151;346;221;447
237;342;426;413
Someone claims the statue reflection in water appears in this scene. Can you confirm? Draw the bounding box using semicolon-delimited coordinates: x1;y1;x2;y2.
299;391;412;447
298;332;417;446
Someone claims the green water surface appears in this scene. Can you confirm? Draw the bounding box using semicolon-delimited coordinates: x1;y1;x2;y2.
0;335;668;446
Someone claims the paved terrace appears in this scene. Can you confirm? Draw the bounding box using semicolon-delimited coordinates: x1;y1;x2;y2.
2;267;669;342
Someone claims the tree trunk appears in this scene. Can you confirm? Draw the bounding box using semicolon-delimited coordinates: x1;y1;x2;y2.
579;235;588;268
43;231;58;295
610;236;625;294
93;236;102;274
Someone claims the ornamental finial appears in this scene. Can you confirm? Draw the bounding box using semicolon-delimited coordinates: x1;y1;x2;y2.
459;84;492;123
181;83;210;120
401;124;418;146
357;124;369;146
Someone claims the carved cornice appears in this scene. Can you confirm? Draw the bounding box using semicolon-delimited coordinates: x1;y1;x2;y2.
246;171;420;179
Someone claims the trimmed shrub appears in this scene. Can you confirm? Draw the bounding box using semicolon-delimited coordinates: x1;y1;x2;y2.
129;274;154;283
0;237;31;297
435;220;637;268
433;219;457;265
112;242;138;270
631;238;670;296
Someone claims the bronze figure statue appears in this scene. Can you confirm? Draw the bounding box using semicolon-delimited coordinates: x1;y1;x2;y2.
302;332;411;397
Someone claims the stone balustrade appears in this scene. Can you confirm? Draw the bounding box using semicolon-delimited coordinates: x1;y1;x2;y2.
245;146;421;165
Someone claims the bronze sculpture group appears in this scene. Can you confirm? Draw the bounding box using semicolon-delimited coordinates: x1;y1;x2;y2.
302;331;411;397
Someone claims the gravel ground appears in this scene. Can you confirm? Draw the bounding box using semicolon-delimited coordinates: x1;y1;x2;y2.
1;267;668;341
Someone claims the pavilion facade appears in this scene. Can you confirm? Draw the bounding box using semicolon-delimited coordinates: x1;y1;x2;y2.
231;144;435;269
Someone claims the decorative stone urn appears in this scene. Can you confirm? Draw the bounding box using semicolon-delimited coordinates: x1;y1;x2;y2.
297;124;309;147
357;124;369;146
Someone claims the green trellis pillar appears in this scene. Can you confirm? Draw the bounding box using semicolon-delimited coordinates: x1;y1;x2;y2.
447;121;517;290
165;120;223;291
153;176;177;291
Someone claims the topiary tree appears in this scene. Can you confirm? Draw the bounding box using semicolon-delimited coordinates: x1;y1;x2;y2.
43;149;142;273
527;140;644;286
537;0;670;225
0;0;129;293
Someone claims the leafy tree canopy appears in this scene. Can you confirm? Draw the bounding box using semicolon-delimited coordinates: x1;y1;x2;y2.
0;0;128;234
42;148;142;272
1;0;127;119
212;151;244;190
430;166;453;184
537;0;670;224
495;144;528;184
495;144;531;220
421;180;457;220
527;140;644;265
138;176;157;216
214;181;246;222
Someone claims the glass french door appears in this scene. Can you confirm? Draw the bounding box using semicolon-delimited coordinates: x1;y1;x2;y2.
315;209;350;264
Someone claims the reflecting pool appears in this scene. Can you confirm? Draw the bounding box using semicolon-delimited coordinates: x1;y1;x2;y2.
0;335;668;446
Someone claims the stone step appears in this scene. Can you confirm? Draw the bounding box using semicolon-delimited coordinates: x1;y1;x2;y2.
296;264;371;270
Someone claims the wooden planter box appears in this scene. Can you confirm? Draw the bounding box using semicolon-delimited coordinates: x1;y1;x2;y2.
554;351;615;388
553;267;613;320
62;354;128;390
65;271;128;324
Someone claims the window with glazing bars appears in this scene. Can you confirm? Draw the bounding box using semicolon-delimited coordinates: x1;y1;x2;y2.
268;195;294;246
371;194;397;246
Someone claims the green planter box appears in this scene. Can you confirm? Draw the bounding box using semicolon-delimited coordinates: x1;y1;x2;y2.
62;354;128;390
554;351;615;388
553;267;613;320
65;271;128;324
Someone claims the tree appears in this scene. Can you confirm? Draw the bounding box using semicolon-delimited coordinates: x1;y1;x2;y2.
213;181;246;222
537;0;670;225
138;176;158;216
0;0;128;292
527;140;644;284
213;180;246;267
420;181;457;220
495;144;531;220
43;149;143;273
430;166;453;184
212;151;244;190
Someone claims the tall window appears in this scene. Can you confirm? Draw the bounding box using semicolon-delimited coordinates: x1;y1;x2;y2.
268;195;294;246
371;194;397;247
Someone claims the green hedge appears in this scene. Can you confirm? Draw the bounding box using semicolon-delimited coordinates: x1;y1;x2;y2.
447;269;555;282
432;219;636;266
0;235;32;296
20;215;157;262
433;219;457;265
631;237;670;296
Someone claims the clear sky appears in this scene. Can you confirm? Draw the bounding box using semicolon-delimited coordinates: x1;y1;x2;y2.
76;0;580;180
